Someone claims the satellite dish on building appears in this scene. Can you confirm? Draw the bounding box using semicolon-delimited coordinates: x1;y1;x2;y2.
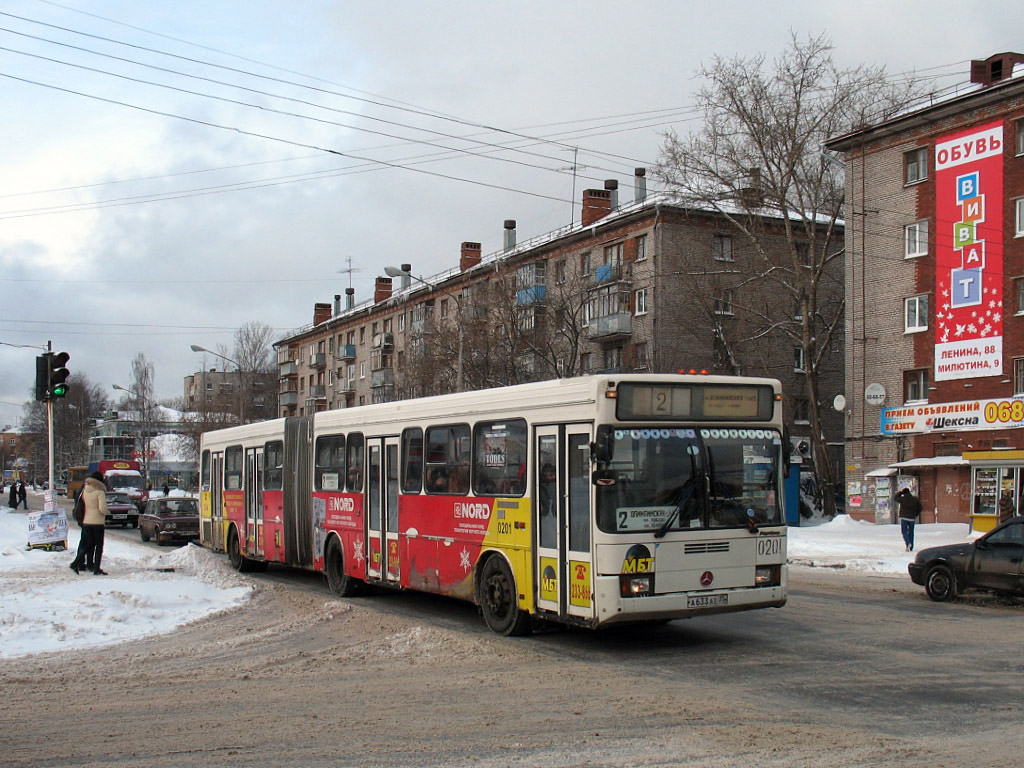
865;383;886;407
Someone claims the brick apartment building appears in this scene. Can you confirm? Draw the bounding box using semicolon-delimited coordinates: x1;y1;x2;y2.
274;172;845;480
826;53;1024;528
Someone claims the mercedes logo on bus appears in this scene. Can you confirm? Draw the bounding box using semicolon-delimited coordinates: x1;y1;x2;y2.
700;571;714;587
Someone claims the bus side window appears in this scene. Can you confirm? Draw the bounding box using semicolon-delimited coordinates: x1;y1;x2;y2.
472;419;527;497
346;433;364;492
402;428;423;493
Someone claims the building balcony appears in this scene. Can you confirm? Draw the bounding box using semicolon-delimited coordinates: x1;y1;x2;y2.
279;360;298;377
309;385;327;400
587;262;631;285
311;353;327;369
588;312;632;340
372;332;394;350
372;368;394;388
336;344;356;361
280;391;298;407
516;285;546;306
336;378;355;394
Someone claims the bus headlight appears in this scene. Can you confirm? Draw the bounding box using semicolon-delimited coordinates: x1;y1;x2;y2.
755;565;780;587
620;574;653;597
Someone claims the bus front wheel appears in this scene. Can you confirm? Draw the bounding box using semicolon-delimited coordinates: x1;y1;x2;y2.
477;556;531;636
325;537;363;597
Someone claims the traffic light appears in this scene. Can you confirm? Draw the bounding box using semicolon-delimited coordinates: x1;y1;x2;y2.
34;354;48;401
46;351;70;399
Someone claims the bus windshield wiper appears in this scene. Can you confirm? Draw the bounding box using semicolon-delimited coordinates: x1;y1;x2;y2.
655;452;699;539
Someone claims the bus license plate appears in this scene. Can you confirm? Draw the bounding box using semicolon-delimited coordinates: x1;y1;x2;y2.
688;594;728;608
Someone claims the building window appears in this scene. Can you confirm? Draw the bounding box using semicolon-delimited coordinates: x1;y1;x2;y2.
359;362;366;379
934;442;960;457
581;352;592;373
556;258;567;284
905;147;928;184
905;220;928;257
603;242;623;266
905;295;928;332
713;234;734;262
1016;198;1024;236
1015;357;1024;395
1017;117;1024;156
398;313;406;333
904;369;929;403
793;346;805;372
604;346;622;370
635;234;647;261
635;288;648;315
713;289;734;315
635;342;649;369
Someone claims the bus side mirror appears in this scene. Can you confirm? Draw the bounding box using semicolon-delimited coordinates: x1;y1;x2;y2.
592;425;614;463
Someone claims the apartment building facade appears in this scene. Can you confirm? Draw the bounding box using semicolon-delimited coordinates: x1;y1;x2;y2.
827;53;1024;528
275;176;845;483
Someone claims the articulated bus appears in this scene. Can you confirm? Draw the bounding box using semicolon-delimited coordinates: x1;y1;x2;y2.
198;374;788;635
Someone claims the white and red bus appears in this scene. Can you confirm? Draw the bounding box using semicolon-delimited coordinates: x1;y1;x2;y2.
198;374;787;634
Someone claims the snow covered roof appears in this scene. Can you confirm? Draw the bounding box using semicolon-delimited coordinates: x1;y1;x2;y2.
889;457;969;469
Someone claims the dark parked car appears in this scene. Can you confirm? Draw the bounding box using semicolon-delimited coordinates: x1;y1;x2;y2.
139;497;200;546
105;492;140;528
909;517;1024;601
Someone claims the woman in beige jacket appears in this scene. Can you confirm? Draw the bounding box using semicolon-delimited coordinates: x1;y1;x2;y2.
70;472;109;575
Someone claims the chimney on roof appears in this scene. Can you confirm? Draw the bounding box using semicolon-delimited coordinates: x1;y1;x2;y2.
634;168;647;203
970;52;1024;87
333;294;341;315
503;220;516;252
581;188;612;226
313;302;331;326
345;287;355;310
460;241;482;271
604;179;619;210
374;276;393;304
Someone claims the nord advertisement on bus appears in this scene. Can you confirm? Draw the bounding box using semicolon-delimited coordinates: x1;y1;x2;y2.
933;122;1004;382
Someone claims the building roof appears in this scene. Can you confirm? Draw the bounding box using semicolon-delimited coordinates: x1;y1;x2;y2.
826;73;1024;152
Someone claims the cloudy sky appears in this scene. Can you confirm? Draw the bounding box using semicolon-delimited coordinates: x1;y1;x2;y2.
1;0;1021;423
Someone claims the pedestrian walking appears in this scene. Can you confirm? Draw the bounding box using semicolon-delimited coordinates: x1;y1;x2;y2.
69;472;109;575
7;482;16;510
894;487;922;552
17;480;28;510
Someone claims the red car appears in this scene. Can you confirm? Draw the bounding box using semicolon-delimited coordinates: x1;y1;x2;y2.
139;497;200;546
105;492;140;528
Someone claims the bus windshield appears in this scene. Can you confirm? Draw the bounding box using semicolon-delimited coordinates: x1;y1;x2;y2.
108;473;144;491
595;427;782;534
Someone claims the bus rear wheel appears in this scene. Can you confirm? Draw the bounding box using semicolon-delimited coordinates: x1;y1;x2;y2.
477;556;531;636
325;537;363;597
228;527;260;573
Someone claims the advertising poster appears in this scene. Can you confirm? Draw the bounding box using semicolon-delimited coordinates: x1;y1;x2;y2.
934;122;1004;381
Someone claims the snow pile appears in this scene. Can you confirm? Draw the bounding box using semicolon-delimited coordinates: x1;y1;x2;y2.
0;510;251;659
787;514;975;573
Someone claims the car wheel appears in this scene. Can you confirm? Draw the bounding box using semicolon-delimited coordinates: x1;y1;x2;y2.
925;564;958;602
477;555;531;636
325;537;363;597
140;526;150;542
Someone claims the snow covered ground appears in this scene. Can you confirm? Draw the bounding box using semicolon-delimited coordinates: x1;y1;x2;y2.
1;499;978;660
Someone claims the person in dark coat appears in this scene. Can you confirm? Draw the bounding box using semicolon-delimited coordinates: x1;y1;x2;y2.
17;480;27;509
894;488;922;552
7;482;17;509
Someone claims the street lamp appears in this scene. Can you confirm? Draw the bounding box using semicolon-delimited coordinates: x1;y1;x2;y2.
386;266;464;392
190;344;244;422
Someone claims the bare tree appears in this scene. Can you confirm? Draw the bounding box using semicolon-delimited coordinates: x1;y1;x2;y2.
655;33;920;516
120;352;164;479
233;321;278;421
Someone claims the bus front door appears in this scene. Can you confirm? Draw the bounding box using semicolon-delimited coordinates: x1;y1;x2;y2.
534;424;594;623
365;437;401;586
210;452;225;552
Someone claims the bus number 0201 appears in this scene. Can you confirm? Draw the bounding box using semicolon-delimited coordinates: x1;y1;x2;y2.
757;537;782;556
